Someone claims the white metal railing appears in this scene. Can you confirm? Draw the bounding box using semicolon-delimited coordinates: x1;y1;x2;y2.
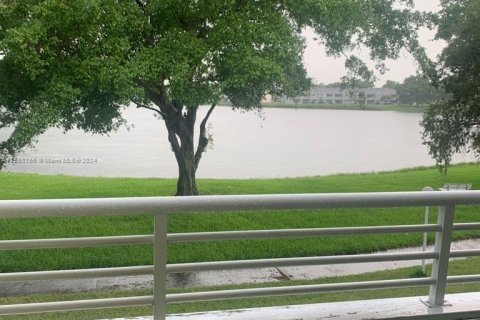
0;191;480;319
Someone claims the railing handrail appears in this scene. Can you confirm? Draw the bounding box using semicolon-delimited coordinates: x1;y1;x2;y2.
1;191;480;319
2;222;480;251
1;190;480;218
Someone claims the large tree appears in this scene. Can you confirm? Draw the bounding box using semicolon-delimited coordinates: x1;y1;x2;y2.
340;56;376;108
421;0;480;170
396;75;443;105
0;0;430;195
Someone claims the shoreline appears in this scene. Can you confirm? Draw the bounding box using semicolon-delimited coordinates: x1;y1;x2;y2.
1;162;475;181
218;102;429;113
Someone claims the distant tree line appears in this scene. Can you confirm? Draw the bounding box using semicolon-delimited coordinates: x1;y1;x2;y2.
325;79;373;89
382;75;445;105
322;75;444;106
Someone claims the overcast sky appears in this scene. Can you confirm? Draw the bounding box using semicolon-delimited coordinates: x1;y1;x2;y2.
303;0;444;86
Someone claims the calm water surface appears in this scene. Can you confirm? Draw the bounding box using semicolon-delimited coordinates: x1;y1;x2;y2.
0;106;473;178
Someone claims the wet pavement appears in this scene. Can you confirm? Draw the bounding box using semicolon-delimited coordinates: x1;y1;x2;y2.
1;239;479;296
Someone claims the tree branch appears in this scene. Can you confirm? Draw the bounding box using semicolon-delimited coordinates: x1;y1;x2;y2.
462;121;480;127
134;78;179;114
131;101;160;114
134;0;146;10
141;104;174;120
195;104;216;169
167;129;182;161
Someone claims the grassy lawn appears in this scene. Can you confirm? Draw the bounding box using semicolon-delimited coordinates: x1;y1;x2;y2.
0;163;479;272
1;257;480;320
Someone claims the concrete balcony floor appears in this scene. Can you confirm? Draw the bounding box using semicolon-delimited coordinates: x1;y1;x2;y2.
107;292;480;320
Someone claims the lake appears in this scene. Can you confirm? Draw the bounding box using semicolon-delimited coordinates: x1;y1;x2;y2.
0;106;474;178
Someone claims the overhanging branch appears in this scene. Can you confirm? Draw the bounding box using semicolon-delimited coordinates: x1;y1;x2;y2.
134;0;146;10
134;78;179;114
132;101;162;114
462;121;480;127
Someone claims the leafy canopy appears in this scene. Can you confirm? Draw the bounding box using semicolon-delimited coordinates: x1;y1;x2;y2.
388;75;444;105
1;0;431;167
421;0;480;170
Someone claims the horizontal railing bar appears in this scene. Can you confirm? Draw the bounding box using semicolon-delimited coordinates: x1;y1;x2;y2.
447;275;480;284
1;277;478;315
450;249;480;258
0;235;154;250
0;296;153;316
167;251;439;273
168;224;442;242
0;251;439;282
453;222;480;230
0;266;153;282
0;224;441;251
166;278;435;303
1;191;480;218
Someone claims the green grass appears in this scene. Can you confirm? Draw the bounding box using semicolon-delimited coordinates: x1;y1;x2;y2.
1;257;480;320
0;163;480;272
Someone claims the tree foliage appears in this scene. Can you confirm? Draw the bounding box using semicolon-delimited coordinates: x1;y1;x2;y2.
398;75;444;105
383;75;444;105
339;56;376;107
326;79;373;89
421;0;480;170
382;80;401;90
0;0;431;194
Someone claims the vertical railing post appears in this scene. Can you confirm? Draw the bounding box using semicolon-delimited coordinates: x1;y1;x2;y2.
154;213;168;320
428;204;455;306
421;186;434;273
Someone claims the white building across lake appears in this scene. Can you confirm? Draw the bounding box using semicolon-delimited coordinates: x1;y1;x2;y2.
277;85;398;105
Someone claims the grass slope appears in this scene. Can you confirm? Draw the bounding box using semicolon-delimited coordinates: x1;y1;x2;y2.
0;163;479;272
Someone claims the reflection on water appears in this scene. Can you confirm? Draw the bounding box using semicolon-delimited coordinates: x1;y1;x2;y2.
0;106;474;178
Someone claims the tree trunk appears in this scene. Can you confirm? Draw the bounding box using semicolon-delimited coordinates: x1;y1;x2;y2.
175;149;199;196
162;104;215;196
163;105;199;196
174;123;199;196
135;81;215;196
167;105;215;196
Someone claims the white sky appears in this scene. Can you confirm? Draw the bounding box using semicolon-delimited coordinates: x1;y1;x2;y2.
303;0;444;86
